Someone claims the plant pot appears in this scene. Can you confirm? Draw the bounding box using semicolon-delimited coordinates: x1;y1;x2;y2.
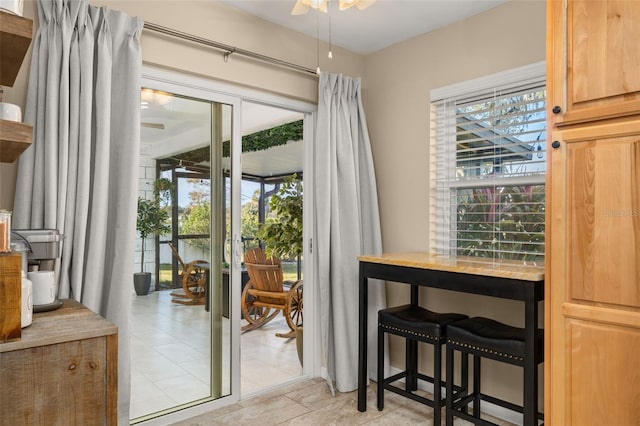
133;273;151;296
295;326;303;367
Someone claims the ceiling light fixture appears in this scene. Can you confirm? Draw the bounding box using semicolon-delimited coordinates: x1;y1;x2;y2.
141;88;172;106
291;0;375;15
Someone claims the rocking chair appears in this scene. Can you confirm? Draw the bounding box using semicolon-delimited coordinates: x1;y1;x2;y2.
241;248;303;338
168;242;208;306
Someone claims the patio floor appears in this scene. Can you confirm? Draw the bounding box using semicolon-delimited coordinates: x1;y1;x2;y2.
130;289;302;420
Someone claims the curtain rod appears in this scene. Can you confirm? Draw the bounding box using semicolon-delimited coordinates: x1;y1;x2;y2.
143;21;318;77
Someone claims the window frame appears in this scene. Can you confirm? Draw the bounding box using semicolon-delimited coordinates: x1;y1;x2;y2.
429;62;546;262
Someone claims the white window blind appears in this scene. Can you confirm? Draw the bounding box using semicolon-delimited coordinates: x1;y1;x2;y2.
430;65;546;262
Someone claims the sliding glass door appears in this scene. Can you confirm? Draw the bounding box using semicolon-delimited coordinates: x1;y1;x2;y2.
131;86;239;422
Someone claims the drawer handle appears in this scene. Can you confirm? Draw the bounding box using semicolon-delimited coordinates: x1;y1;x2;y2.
552;105;562;114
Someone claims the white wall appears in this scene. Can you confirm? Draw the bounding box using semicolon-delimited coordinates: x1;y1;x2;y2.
135;147;157;279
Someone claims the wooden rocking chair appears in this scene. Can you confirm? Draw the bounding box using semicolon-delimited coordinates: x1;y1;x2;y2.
241;247;303;338
168;242;208;306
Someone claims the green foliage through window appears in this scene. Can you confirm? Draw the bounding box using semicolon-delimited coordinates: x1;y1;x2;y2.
456;185;545;262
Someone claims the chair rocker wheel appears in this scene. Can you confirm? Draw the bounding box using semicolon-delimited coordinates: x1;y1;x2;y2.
241;280;279;331
284;281;303;333
173;260;207;305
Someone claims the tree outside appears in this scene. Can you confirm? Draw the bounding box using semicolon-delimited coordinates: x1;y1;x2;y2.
180;178;211;251
256;174;303;261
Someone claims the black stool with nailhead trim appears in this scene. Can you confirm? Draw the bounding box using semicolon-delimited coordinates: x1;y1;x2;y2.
377;304;468;426
445;317;544;426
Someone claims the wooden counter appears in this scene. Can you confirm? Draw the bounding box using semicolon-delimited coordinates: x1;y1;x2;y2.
0;299;118;425
358;252;544;282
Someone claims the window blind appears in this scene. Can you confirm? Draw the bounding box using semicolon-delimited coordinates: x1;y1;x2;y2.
430;72;546;263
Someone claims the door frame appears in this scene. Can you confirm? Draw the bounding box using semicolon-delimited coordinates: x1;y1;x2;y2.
139;65;318;425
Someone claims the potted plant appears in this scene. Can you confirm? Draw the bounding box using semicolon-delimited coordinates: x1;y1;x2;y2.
134;179;172;295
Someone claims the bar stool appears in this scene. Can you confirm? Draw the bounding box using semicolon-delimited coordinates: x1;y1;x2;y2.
445;317;544;426
377;304;468;426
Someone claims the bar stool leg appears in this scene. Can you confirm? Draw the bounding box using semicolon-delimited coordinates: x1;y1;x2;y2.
461;351;469;401
406;338;418;391
445;344;454;426
377;326;384;410
473;355;481;418
433;341;442;426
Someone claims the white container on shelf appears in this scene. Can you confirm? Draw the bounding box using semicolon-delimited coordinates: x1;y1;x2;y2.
29;270;57;305
0;0;23;16
0;102;22;122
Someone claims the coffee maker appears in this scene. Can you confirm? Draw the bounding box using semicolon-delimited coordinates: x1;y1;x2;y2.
11;229;63;311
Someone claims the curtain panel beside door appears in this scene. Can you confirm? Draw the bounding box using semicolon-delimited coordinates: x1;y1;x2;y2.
14;0;143;422
315;72;387;392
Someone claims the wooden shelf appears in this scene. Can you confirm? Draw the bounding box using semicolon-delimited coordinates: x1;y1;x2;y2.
0;10;34;163
0;119;32;163
0;10;33;87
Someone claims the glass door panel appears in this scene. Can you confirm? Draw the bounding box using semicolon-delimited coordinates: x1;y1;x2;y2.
238;101;305;395
131;89;233;422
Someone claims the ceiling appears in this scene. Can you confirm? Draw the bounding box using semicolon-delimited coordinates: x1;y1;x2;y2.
220;0;507;55
141;91;304;178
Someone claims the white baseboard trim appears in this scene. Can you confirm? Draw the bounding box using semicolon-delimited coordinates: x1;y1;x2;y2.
385;366;523;426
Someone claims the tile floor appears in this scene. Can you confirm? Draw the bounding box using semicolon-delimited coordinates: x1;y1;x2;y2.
130;290;517;425
130;289;302;420
172;378;517;425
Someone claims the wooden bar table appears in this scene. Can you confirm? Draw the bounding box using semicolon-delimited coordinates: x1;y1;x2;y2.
357;253;544;426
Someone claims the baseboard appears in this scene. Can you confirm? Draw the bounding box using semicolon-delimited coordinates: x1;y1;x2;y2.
386;366;523;426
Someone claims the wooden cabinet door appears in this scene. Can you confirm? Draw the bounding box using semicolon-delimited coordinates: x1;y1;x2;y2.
547;0;640;127
546;119;640;425
0;337;110;425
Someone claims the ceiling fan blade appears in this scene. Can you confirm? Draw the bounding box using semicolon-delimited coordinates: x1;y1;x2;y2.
316;0;328;13
338;0;356;11
291;0;310;15
292;0;328;14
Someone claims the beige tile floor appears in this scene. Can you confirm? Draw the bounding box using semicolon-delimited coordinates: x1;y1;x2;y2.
130;289;302;420
131;290;517;425
172;378;517;425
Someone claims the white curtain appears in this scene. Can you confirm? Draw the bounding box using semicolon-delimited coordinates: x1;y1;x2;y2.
14;0;142;422
315;72;387;392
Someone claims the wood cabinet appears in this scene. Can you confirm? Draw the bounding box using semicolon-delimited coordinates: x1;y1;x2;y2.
0;299;118;425
548;0;640;126
0;10;33;163
546;1;640;424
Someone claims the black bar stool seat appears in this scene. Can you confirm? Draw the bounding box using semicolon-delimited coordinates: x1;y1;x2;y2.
378;304;468;426
445;317;544;425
